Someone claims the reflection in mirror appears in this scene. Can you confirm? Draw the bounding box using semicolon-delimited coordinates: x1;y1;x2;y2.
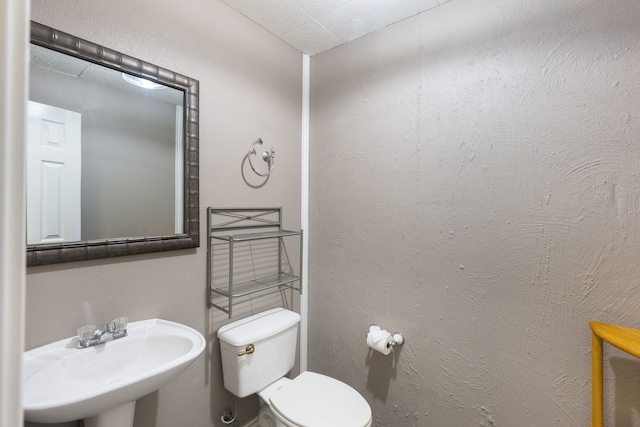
27;21;199;266
28;45;184;243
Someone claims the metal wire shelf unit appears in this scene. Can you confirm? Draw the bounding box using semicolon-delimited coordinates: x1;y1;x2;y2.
207;207;303;317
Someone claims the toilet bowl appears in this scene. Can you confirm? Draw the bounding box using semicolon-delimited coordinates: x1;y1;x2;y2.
257;372;372;427
217;308;372;427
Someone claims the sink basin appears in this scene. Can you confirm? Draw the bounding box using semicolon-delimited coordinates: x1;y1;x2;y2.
23;318;206;426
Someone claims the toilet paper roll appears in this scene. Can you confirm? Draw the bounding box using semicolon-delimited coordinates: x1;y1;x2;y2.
367;330;393;355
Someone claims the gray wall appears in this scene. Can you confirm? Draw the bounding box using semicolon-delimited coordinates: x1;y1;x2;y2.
309;0;640;426
26;0;302;426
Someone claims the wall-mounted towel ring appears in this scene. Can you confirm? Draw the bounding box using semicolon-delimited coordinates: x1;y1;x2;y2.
248;138;276;177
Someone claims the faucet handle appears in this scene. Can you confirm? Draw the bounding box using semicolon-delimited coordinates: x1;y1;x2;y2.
77;324;97;341
112;317;128;332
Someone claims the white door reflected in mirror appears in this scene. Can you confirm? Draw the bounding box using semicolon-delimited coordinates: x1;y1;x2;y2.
26;101;81;245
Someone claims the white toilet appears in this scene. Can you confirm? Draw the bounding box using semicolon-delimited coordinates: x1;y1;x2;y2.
217;308;372;427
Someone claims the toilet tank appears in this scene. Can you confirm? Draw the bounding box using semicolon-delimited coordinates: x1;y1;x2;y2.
217;308;301;398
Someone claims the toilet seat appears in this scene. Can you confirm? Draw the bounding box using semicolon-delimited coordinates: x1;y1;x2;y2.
268;371;372;427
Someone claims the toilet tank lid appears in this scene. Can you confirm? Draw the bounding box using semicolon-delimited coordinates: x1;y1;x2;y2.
217;308;301;346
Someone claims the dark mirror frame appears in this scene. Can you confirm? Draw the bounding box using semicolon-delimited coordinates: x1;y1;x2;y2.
27;21;199;266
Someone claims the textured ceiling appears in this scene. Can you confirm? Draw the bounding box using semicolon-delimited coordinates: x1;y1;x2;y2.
30;45;183;105
219;0;451;55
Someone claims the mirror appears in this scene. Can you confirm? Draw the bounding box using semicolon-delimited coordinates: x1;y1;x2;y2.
26;21;199;266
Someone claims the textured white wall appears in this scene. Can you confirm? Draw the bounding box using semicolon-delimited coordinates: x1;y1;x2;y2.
26;1;301;426
309;0;640;425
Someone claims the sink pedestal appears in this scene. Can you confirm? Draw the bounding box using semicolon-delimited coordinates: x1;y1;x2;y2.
84;401;136;427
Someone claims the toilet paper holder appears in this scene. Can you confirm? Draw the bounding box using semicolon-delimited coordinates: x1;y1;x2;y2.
367;324;404;350
390;332;404;347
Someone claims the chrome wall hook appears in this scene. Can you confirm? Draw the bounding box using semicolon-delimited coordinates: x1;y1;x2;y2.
248;138;276;177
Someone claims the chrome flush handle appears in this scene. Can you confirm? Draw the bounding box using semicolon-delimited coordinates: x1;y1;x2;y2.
237;344;255;356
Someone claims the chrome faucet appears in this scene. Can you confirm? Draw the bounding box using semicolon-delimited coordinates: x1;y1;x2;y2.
77;317;128;349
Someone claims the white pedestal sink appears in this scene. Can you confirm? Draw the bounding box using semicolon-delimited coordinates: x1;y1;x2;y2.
23;318;206;427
